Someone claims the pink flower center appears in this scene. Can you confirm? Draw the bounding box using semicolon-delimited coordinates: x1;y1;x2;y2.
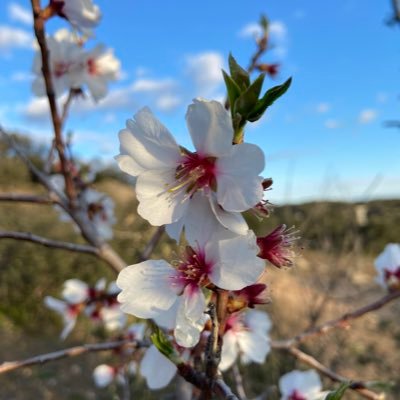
87;58;97;75
171;246;213;290
53;61;70;78
384;267;400;288
171;151;217;198
288;390;306;400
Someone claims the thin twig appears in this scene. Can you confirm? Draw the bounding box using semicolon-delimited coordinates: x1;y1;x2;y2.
60;89;76;128
0;230;99;255
286;347;383;400
0;340;141;374
138;226;165;261
31;0;76;205
271;290;400;349
0;193;58;205
232;364;247;400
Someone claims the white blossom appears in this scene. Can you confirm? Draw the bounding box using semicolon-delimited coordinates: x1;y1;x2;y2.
115;99;265;241
117;231;264;347
374;243;400;290
219;309;272;371
93;364;115;388
279;370;328;400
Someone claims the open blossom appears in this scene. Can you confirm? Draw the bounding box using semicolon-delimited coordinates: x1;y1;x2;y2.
140;345;177;389
257;224;298;268
279;370;328;400
32;29;120;101
115;99;265;241
374;243;400;291
93;362;136;388
117;231;264;347
50;0;101;34
219;309;272;371
32;29;84;97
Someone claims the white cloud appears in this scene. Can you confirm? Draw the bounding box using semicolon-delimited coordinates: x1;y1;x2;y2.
316;102;331;113
0;25;32;52
358;109;377;124
269;21;287;40
131;78;176;92
11;71;32;82
155;94;182;112
238;23;262;39
8;3;33;25
185;51;224;97
324;119;340;129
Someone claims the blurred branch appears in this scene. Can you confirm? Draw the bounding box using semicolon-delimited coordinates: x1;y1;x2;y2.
286;347;383;400
0;193;58;205
232;364;247;400
0;230;99;255
0;339;142;374
61;89;77;128
138;226;165;261
390;0;400;23
272;290;400;348
30;0;76;205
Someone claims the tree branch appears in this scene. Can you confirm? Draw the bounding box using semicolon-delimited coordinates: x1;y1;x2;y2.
0;230;99;255
138;226;165;261
0;193;58;205
286;347;383;400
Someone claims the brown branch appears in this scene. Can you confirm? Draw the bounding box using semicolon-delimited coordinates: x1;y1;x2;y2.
138;226;165;261
60;89;76;128
0;230;99;255
286;347;383;400
391;0;400;23
0;193;58;205
0;340;141;374
30;0;76;205
271;290;400;349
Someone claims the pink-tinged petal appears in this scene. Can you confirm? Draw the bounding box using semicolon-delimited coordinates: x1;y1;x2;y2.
116;260;178;319
209;232;265;290
174;286;207;347
216;143;265;212
236;330;270;365
62;279;88;304
127;322;146;341
118;107;181;171
115;154;144;176
209;195;248;235
136;169;189;226
93;364;114;388
219;330;239;371
186;99;233;157
279;370;322;398
245;309;272;334
140;345;177;389
375;244;400;274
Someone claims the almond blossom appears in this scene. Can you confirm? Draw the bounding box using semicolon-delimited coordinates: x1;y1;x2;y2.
219;309;272;371
116;231;265;347
115;99;265;241
50;0;101;34
93;362;137;388
374;243;400;291
279;370;328;400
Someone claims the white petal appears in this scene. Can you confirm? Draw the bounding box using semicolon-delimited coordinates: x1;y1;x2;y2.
115;154;144;176
208;231;265;290
279;370;322;397
375;243;400;272
174;286;207;348
209;194;248;235
117;260;178;319
127;322;146;341
244;310;272;334
153;299;179;330
93;364;114;388
100;306;127;331
186;99;233;157
118;108;181;171
219;331;239;371
165;218;184;242
216;143;265;211
95;278;107;291
140;345;177;389
44;296;67;314
236;330;270;365
60;313;77;340
62;279;88;304
136;168;189;226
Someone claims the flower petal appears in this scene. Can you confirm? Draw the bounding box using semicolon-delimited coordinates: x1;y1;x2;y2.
62;279;88;304
219;330;238;371
186;99;233;157
279;370;322;397
114;154;144;176
140;345;177;389
136;168;189;226
116;260;178;319
217;143;265;212
236;330;270;365
93;364;115;388
244;309;272;334
208;231;265;290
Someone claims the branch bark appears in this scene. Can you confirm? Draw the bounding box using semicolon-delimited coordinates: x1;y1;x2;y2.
0;193;58;205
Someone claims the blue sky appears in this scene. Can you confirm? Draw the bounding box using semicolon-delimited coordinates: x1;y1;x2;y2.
0;0;399;204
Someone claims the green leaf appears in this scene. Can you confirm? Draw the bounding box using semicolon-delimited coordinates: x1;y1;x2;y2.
325;382;351;400
247;77;292;122
222;69;242;114
234;73;265;119
260;15;269;32
228;53;250;90
150;326;174;358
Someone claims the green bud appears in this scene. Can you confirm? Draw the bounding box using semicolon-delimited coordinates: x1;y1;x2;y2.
325;383;351;400
228;53;250;90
